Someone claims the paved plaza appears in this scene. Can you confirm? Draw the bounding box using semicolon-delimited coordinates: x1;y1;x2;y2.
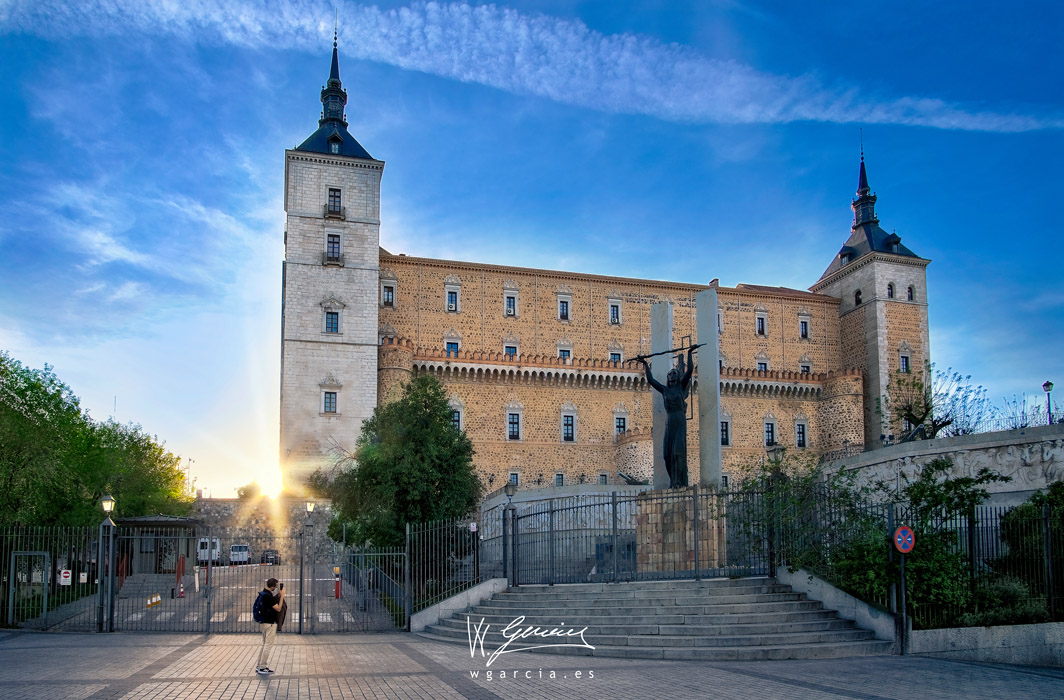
0;629;1061;700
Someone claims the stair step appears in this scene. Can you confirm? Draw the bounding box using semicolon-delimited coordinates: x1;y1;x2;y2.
437;615;854;637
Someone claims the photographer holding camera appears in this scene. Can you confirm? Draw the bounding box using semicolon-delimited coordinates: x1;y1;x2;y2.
252;577;285;675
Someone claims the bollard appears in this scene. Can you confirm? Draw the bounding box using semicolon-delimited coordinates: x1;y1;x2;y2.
334;566;341;599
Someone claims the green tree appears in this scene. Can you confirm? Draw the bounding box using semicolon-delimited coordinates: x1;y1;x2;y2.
312;375;482;547
0;351;192;525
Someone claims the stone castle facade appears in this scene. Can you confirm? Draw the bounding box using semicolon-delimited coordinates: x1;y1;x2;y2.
279;43;931;491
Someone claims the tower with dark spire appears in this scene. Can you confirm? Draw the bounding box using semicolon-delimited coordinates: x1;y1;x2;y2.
810;152;931;449
281;32;385;486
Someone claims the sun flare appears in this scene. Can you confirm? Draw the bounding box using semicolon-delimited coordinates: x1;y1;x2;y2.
257;464;285;499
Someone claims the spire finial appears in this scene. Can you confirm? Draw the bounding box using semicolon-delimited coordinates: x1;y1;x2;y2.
860;128;864;161
334;8;338;48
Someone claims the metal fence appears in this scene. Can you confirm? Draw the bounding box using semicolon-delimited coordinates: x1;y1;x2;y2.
498;488;771;586
0;523;407;633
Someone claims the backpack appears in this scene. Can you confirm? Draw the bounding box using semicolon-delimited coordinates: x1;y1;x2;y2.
252;590;269;623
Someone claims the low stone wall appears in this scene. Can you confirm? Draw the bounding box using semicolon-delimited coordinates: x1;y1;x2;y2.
775;568;897;651
910;622;1064;666
410;578;509;633
824;423;1064;506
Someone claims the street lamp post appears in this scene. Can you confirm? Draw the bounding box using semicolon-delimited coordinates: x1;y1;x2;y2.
97;494;116;632
1044;381;1055;426
502;482;516;582
299;500;315;634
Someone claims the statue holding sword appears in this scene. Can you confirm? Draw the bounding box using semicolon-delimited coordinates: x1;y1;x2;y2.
635;343;704;489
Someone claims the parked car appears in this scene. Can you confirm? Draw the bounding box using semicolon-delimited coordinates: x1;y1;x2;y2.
197;537;222;566
260;549;281;565
229;543;250;565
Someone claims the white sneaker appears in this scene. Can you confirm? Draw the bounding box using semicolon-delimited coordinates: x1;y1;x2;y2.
255;667;269;675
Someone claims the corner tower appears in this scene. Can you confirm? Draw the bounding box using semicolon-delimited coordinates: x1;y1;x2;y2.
280;33;384;486
810;154;930;448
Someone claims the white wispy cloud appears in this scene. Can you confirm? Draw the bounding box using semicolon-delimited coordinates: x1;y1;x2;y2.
1;1;1059;133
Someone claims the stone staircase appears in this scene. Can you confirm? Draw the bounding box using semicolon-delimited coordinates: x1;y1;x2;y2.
418;577;893;660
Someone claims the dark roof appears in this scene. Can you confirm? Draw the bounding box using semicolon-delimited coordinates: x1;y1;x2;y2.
296;125;373;159
115;514;201;526
817;221;921;280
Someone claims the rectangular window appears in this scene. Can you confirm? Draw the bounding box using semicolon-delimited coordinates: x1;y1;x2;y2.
554;473;564;487
323;392;337;414
382;285;394;306
900;355;910;373
447;290;458;311
325;311;339;333
720;421;730;446
757;362;768;372
598;474;608;485
756;316;766;335
799;320;809;339
508;413;521;440
764;423;775;446
451;410;461;431
504;345;517;358
615;416;627;434
505;295;516;316
559;299;569;321
509;472;519;485
609;304;620;323
559;349;570;360
326;234;341;260
796;423;807;448
327;188;342;212
446;342;459;357
610;352;621;364
562;415;575;442
800;364;811;375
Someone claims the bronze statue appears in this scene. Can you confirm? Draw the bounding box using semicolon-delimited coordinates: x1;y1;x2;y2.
637;344;703;489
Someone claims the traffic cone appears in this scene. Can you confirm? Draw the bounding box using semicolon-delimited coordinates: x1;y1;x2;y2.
178;582;185;598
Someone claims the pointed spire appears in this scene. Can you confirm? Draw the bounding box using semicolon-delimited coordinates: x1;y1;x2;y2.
328;23;341;85
857;150;870;196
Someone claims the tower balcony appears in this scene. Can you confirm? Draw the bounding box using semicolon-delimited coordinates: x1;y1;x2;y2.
321;252;345;266
323;205;346;220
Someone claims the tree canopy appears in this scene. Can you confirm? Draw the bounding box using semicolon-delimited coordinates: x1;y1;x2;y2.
0;351;193;525
878;362;995;440
310;375;482;547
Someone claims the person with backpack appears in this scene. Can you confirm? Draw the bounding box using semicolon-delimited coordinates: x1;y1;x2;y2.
253;577;285;675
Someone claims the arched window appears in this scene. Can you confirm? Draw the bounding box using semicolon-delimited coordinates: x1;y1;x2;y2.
887;283;895;299
907;286;915;301
854;290;863;306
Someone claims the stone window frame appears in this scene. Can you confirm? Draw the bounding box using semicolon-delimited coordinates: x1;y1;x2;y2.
556;285;572;322
597;473;608;485
380;270;398;308
907;285;916;302
506;400;523;442
607;292;623;326
887;283;895;300
560;401;578;443
503;279;520;318
502;333;520;360
320;296;345;335
898;341;912;374
794;413;809;449
557;338;573;362
509;472;520;486
613;402;629;436
327;187;342;214
319;373;342;416
799;353;812;375
444;328;462;357
720;408;732;447
854;289;863;306
755;350;770;373
449;396;464;432
554;473;565;487
764;412;777;447
755;304;768;336
324;228;344;265
798;307;811;340
608;339;624;365
444;274;462;313
378;323;397;345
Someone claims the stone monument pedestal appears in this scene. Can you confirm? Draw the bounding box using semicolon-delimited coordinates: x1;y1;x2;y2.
636;487;724;576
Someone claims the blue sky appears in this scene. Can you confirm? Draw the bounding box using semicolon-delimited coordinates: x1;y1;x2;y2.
1;1;1062;495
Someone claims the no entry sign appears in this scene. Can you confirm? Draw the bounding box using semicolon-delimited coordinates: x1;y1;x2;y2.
894;525;915;554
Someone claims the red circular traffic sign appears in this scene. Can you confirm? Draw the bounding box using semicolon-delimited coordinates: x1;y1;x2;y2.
894;525;915;554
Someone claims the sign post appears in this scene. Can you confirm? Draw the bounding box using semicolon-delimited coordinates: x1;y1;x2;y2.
59;570;72;586
893;525;915;655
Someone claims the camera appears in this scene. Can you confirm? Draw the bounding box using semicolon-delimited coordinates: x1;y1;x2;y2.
279;582;284;590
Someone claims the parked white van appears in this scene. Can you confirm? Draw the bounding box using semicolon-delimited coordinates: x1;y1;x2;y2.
229;543;250;565
197;537;221;565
